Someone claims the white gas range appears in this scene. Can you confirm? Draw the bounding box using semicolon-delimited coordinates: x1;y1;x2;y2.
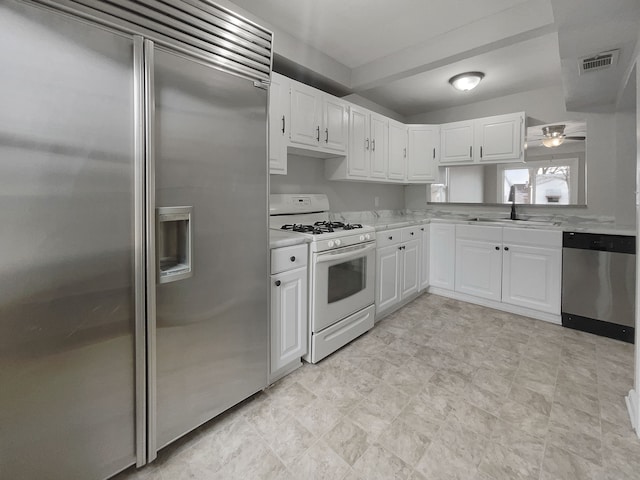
270;194;376;363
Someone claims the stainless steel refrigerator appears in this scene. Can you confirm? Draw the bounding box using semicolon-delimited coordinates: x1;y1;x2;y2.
0;1;271;478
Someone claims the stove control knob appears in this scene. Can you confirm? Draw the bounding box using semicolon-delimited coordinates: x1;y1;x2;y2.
359;235;365;241
327;240;335;248
334;239;342;247
365;234;371;240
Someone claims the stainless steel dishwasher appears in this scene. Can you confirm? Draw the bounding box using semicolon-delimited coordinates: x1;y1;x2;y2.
562;232;636;343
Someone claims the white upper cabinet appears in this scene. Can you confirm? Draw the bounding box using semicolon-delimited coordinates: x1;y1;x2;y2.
323;97;348;152
269;72;289;175
289;81;348;154
347;106;370;178
407;125;439;182
369;113;389;179
475;112;524;163
289;82;322;148
327;106;390;182
388;120;407;181
440;112;524;165
440;121;474;164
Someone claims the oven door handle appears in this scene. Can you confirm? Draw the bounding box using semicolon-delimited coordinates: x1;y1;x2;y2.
315;243;376;263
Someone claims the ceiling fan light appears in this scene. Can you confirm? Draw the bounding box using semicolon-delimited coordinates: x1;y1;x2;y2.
449;72;484;91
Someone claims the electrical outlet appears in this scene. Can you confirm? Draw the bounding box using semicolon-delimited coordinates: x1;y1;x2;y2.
374;196;380;207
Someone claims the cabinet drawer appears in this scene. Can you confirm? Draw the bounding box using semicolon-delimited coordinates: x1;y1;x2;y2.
402;226;422;242
376;229;402;248
271;244;308;274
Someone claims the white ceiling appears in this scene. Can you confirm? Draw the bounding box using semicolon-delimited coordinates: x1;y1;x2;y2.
231;0;640;116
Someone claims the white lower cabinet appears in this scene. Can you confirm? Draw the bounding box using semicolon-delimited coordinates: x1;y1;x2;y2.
429;223;455;290
419;225;429;291
455;225;502;302
501;228;561;314
270;245;308;381
375;226;422;316
451;224;561;315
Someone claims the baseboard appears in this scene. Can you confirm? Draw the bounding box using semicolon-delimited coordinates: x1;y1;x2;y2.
626;389;640;437
427;287;561;325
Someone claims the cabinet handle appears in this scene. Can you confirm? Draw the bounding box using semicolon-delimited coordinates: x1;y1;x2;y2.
469;146;472;158
495;246;500;250
325;128;329;143
316;125;320;142
365;138;370;150
420;228;424;231
403;147;407;158
504;246;509;251
281;115;285;134
433;147;436;159
480;146;483;158
275;280;281;286
372;139;376;152
290;256;296;262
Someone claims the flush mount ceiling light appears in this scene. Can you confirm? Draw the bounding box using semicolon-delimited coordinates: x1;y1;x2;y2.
448;71;484;91
541;125;566;148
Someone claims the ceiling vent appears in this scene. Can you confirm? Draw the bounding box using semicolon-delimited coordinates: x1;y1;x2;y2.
578;49;619;75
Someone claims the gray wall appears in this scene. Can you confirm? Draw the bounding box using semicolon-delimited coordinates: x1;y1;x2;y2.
405;85;633;223
270;154;406;212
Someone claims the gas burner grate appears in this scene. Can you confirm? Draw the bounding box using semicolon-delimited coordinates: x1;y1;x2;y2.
343;223;363;230
281;224;331;234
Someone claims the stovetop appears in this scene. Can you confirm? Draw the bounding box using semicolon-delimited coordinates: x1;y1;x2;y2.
280;221;365;235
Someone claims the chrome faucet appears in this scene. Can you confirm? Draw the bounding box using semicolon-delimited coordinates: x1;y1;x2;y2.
508;185;517;220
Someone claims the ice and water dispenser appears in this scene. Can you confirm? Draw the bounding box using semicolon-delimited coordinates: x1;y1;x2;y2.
157;206;193;283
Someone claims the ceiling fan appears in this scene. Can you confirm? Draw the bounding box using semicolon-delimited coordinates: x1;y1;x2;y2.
527;124;586;148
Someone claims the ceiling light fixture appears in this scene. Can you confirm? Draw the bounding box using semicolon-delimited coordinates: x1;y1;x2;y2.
448;71;484;91
541;125;566;148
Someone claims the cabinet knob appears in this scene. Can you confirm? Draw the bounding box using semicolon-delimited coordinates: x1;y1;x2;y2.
421;228;424;231
398;246;402;250
388;236;393;240
504;247;509;251
410;232;414;236
495;246;500;250
290;256;296;262
275;280;281;286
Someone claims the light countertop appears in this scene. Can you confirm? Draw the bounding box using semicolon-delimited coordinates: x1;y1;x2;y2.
269;230;311;249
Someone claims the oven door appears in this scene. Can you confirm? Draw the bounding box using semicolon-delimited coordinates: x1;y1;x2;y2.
311;242;376;333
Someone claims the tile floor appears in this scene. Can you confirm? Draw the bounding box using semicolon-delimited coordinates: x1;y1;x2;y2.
115;293;640;480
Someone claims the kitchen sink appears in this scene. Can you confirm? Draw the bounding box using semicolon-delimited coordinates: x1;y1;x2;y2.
467;217;561;227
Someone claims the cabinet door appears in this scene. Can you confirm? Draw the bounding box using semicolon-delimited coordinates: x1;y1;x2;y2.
271;267;307;373
440;120;474;164
289;82;321;147
388;121;407;181
376;244;401;314
429;223;455;290
323;97;348;152
348;106;370;178
407;125;438;182
502;243;561;314
269;73;288;174
475;112;524;163
369;114;389;179
455;237;503;301
419;226;429;291
401;239;420;298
